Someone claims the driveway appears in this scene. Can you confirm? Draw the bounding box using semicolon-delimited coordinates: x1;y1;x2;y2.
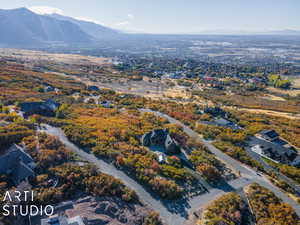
39;115;300;225
141;109;300;217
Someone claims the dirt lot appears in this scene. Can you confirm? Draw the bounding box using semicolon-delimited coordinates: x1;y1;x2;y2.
267;76;300;97
227;106;300;120
291;76;300;88
260;94;286;101
0;48;111;66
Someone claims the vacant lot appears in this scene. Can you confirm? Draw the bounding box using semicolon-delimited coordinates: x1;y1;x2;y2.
267;87;300;97
0;48;111;66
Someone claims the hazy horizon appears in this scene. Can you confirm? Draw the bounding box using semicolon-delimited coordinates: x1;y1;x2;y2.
1;0;300;34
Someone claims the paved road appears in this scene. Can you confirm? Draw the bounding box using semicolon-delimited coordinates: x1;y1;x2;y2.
38;124;250;224
39;116;300;224
52;71;300;221
141;109;300;216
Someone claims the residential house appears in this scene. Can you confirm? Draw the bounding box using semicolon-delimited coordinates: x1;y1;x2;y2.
214;118;241;130
87;86;100;92
251;144;266;155
141;129;181;155
0;144;35;185
101;100;111;108
141;132;151;146
291;155;300;167
258;130;279;142
141;129;167;147
251;129;300;167
164;134;181;154
151;129;168;146
20;99;60;117
44;86;55;93
204;106;227;118
251;141;298;166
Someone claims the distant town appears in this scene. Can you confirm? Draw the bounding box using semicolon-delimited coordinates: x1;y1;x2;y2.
0;5;300;225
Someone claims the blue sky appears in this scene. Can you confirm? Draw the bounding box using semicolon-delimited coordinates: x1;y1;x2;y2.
2;0;300;33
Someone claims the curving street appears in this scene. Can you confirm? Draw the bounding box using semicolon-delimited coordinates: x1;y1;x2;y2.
39;111;300;225
141;109;300;216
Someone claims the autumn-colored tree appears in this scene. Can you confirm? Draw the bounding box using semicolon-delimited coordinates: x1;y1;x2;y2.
246;183;300;225
200;192;245;225
149;177;183;199
197;163;221;182
116;155;125;166
268;203;300;225
143;211;162;225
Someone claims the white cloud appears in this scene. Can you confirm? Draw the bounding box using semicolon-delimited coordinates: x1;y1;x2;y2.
28;6;64;15
75;17;105;26
127;14;135;20
115;21;130;27
28;6;105;26
114;13;135;27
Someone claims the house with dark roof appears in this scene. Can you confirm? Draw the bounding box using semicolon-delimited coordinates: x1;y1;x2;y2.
141;129;181;155
44;86;55;93
291;156;300;167
141;132;151;146
87;85;100;92
150;129;168;146
0;144;35;185
200;117;242;130
251;143;297;165
217;118;241;130
20;99;60;117
259;130;279;142
250;133;300;167
164;135;181;154
100;100;111;108
204;106;227;118
44;99;60;112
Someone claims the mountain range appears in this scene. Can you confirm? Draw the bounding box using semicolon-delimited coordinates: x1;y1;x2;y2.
48;13;120;39
0;7;300;48
0;7;120;47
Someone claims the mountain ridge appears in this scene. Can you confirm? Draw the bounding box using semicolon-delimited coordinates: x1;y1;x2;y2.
0;8;93;47
48;13;120;40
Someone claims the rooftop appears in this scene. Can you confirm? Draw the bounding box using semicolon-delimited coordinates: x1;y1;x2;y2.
260;129;279;139
0;144;35;185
